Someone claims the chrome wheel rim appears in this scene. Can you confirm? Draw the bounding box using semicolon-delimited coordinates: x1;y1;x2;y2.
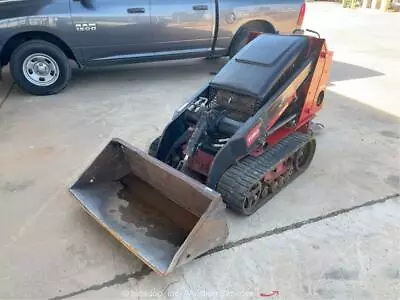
22;53;59;87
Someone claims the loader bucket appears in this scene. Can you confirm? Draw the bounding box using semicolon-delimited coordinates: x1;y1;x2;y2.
70;139;228;275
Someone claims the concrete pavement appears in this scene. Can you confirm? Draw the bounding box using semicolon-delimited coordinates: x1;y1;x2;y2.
0;66;13;109
0;3;399;299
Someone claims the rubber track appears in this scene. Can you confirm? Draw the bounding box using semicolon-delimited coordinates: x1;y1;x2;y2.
217;132;312;213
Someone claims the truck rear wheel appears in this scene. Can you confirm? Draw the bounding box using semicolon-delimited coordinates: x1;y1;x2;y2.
10;40;71;95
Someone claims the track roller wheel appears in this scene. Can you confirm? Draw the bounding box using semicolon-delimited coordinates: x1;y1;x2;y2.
261;184;270;198
148;136;161;157
270;180;280;193
294;139;316;172
242;181;262;215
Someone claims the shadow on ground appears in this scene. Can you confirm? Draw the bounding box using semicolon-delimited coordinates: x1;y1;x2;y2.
2;58;385;99
69;58;227;88
330;61;384;83
69;59;384;88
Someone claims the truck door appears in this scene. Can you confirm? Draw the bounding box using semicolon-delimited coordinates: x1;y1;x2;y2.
70;0;151;64
150;0;214;55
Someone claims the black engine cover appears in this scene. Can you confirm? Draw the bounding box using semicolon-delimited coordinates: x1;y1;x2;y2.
210;34;309;100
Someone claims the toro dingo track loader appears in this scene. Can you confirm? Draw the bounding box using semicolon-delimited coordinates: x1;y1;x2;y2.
70;32;333;275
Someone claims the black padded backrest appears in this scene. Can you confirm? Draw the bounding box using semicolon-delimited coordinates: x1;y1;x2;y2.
211;34;309;99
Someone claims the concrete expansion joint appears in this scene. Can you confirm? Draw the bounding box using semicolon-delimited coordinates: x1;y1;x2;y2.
200;193;399;257
0;82;14;109
50;192;399;300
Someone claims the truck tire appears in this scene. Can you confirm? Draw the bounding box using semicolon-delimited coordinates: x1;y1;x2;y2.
10;40;71;95
229;25;275;58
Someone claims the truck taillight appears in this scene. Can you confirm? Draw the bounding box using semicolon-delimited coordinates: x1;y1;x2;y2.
297;3;306;27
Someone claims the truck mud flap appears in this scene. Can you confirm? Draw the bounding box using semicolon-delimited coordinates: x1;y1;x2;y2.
70;139;228;275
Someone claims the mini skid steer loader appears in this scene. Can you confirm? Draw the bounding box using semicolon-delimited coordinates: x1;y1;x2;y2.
70;32;333;275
